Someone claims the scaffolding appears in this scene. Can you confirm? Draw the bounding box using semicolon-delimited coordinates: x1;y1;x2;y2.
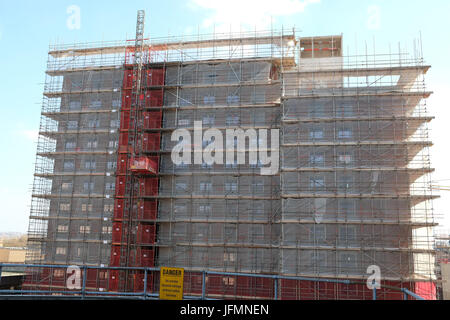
24;23;439;299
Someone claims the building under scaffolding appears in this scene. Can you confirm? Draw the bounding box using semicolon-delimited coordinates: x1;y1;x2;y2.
24;15;438;299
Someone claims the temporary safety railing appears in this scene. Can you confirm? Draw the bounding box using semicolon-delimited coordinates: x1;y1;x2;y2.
0;263;426;300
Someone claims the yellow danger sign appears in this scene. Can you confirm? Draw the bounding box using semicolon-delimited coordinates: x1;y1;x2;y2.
159;267;184;300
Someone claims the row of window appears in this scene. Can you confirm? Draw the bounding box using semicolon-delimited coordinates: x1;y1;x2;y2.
63;160;117;171
64;119;120;130
309;152;353;166
63;139;118;151
173;202;265;216
68;99;121;110
59;181;115;193
177;114;265;127
59;203;114;212
307;127;353;140
173;181;265;193
178;91;266;107
56;225;112;234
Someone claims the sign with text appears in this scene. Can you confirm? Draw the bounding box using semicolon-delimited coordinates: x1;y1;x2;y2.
159;267;184;300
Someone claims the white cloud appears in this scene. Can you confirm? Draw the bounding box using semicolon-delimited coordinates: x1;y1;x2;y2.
189;0;320;32
20;130;39;142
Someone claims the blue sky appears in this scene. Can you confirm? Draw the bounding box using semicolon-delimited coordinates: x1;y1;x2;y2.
0;0;449;233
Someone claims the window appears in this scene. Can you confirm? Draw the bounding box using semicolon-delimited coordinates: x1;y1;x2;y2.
198;205;212;215
87;139;98;149
203;95;216;105
105;182;115;193
56;247;67;255
108;140;118;149
226;115;240;126
250;160;263;169
225;181;238;193
61;182;73;192
81;203;93;212
84;160;96;170
60;203;71;211
67;121;78;130
224;252;236;262
254;202;264;215
225;159;238;169
178;119;190;127
107;161;117;170
90;100;102;109
338;152;353;165
202;115;215;126
104;203;114;213
80;226;91;234
63;160;75;171
65;140;76;150
88;119;100;128
83;182;94;193
226;95;240;105
57;225;68;233
102;226;112;234
201;161;213;169
310;128;324;140
200;182;212;192
69;101;81;110
175;162;189;169
338;128;353;139
110;120;120;128
112;99;121;108
310;152;325;167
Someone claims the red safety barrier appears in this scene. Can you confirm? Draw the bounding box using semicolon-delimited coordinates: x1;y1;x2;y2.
138;200;157;220
142;133;161;152
143;111;162;129
138;177;159;197
137;224;156;244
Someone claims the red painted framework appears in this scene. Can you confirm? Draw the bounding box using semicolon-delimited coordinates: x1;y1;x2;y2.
109;47;164;292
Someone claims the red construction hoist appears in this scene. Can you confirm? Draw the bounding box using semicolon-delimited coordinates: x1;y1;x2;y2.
109;10;163;293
